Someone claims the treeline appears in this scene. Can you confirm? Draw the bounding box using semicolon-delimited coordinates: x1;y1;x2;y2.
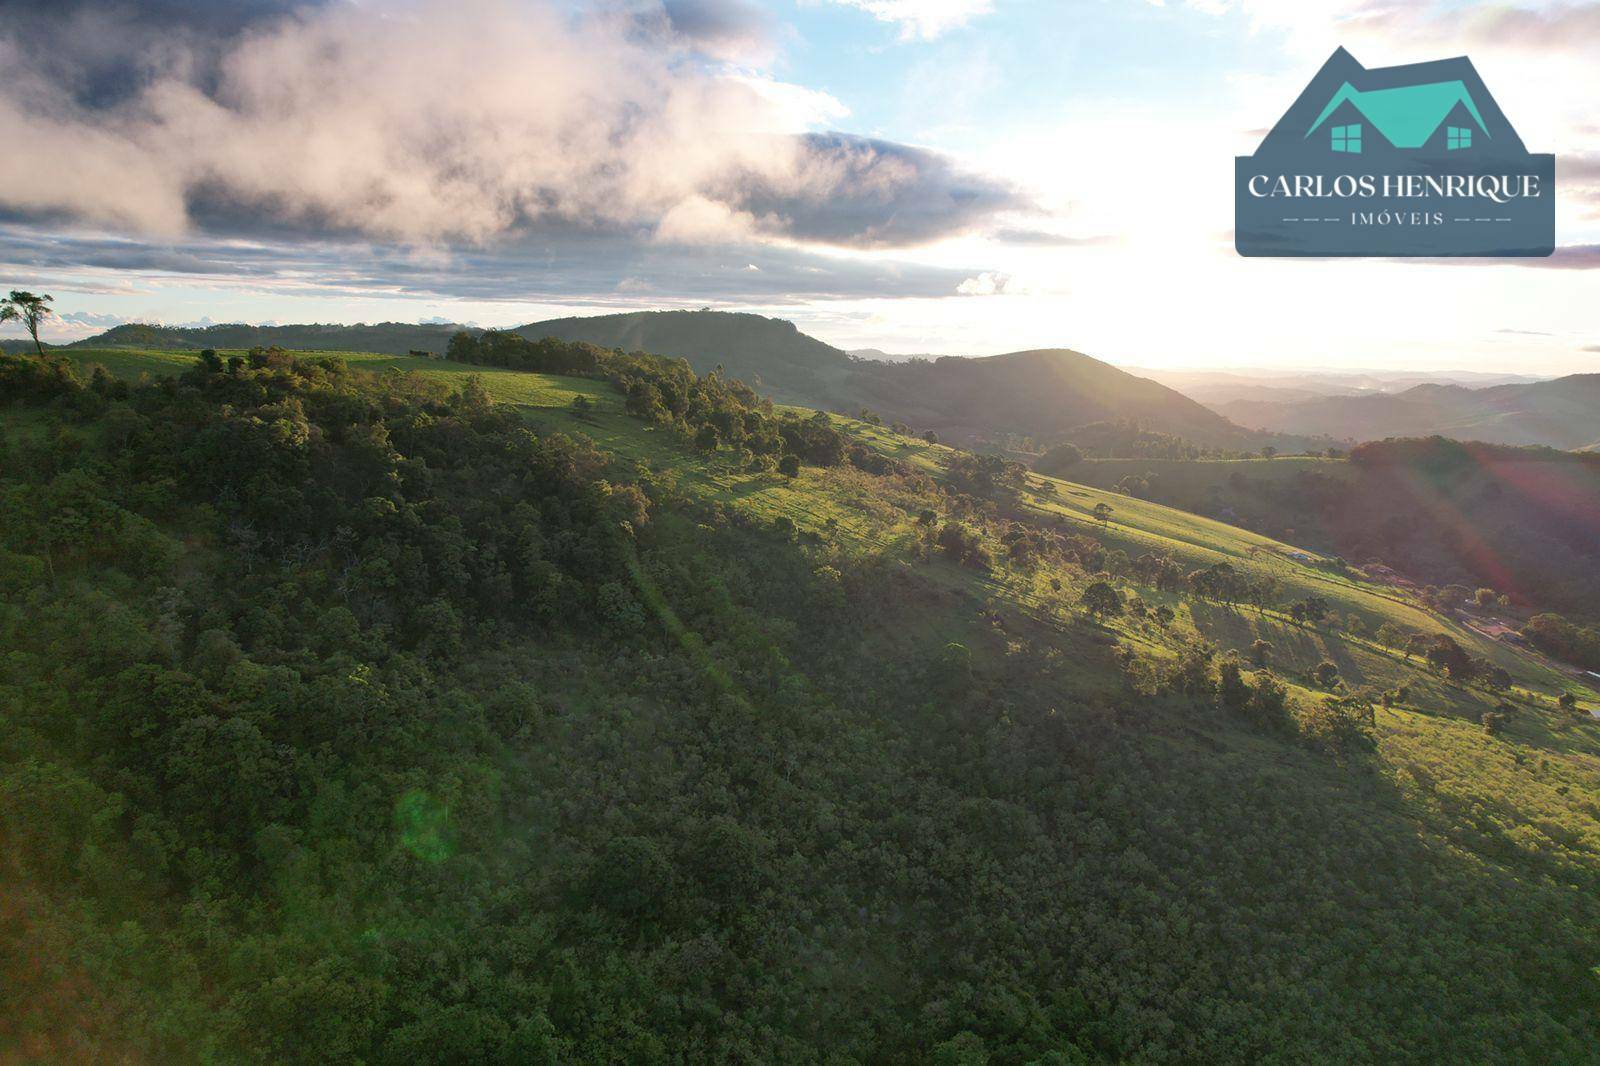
1349;435;1600;471
445;328;606;374
1524;613;1600;672
445;329;905;477
1044;419;1221;462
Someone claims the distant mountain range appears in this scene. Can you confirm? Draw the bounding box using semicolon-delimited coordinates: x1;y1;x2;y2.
1214;375;1600;451
58;311;1280;452
1135;367;1550;407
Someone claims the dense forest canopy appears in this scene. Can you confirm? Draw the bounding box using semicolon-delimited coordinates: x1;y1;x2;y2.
3;348;1600;1062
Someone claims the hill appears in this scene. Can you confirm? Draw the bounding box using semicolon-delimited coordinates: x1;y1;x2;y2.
5;344;1599;1060
849;348;1256;450
1057;442;1600;622
518;309;855;405
68;310;1268;452
1215;374;1600;449
518;309;1272;451
62;320;463;355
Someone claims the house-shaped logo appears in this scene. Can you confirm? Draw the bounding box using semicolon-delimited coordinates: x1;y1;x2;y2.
1236;48;1553;257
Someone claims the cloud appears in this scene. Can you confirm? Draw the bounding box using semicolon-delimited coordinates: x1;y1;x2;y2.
0;223;994;304
1450;3;1600;50
656;0;777;62
822;0;993;40
729;132;1029;247
1401;244;1600;269
0;0;1018;253
956;271;1013;295
990;227;1118;247
0;0;329;109
1180;0;1600;60
57;310;129;328
1523;244;1600;268
1562;153;1600;182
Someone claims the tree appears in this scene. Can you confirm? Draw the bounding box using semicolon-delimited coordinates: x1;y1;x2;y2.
694;424;720;451
1250;639;1274;667
1425;635;1476;681
1219;654;1250;709
1081;581;1122;620
1041;442;1083;470
1558;692;1579;716
777;454;801;478
1092;502;1114;528
1;291;53;356
1312;660;1340;689
1261;445;1277;459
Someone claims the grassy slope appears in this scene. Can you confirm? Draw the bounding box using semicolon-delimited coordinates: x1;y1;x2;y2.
58;347;1600;878
65;348;1598;702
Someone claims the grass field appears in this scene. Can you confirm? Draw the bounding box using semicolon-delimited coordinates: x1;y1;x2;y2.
51;346;1600;744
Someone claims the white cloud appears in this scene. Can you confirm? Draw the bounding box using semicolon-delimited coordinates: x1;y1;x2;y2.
0;0;1009;252
824;0;994;40
956;270;1009;294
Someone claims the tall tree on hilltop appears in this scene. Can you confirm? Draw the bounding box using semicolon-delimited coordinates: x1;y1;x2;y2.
1;291;53;356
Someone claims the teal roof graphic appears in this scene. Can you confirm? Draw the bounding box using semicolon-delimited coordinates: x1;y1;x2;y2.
1235;48;1553;258
1306;80;1489;148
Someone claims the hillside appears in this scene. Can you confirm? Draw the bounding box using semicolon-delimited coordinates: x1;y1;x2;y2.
1056;443;1600;621
518;309;855;405
5;344;1599;1061
1216;374;1600;449
68;311;1268;452
519;309;1270;451
848;347;1255;450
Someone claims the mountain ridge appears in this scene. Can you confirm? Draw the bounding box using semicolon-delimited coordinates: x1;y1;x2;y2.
64;309;1280;452
1216;373;1600;450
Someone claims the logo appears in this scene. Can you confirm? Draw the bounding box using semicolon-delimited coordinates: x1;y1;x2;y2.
1236;48;1553;257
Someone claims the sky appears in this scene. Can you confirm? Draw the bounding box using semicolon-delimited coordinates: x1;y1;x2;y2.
1;0;1597;372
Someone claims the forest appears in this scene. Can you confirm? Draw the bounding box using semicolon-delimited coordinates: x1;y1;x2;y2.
3;347;1600;1063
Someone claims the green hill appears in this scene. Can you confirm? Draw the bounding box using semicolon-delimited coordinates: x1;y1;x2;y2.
5;345;1600;1061
519;309;1271;452
518;309;856;405
68;311;1272;452
848;347;1255;449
